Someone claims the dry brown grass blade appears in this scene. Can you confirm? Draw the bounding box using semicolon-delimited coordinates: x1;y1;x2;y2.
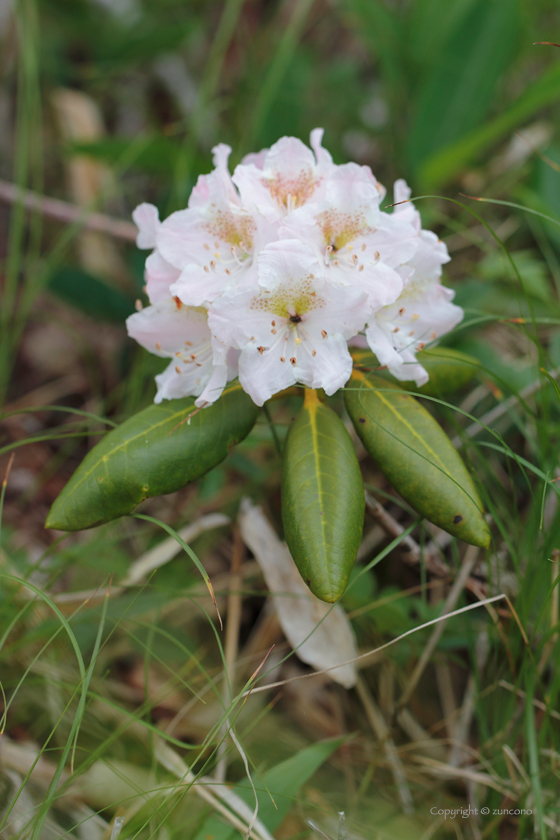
397;545;480;710
356;676;414;815
241;593;507;697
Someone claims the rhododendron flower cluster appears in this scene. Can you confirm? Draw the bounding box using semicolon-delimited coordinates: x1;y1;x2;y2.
127;129;462;407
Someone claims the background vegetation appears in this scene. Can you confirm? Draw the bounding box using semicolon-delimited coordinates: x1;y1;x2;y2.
2;0;560;837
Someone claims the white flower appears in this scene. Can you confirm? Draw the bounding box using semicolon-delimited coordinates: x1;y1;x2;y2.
231;128;333;217
126;298;237;406
132;202;180;304
156;145;278;308
208;240;370;406
280;162;418;310
363;180;462;385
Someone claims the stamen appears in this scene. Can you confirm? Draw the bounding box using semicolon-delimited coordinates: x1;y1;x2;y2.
374;251;380;260
361;243;366;251
257;346;265;355
175;351;182;357
417;342;425;350
175;366;181;374
399;308;405;316
225;268;231;274
210;260;216;269
280;356;285;362
204;243;210;250
155;342;161;351
271;328;277;334
271;320;276;326
204;265;210;272
321;329;327;339
312;349;316;357
174;296;182;309
294;337;302;345
191;354;197;360
393;327;399;333
185;341;192;346
290;357;297;365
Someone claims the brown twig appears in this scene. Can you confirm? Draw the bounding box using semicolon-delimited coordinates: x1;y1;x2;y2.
0;179;138;242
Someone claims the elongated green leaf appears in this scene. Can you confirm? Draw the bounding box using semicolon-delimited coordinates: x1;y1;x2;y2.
48;266;134;323
351;346;479;396
193;738;342;840
420;59;560;188
406;0;520;174
345;371;490;548
46;383;259;531
281;391;365;603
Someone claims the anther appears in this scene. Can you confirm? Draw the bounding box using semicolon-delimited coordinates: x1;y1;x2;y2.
155;342;161;351
175;366;181;374
175;351;182;357
290;357;297;365
399;308;405;316
204;243;210;250
271;328;277;334
185;341;192;346
417;342;425;350
321;329;327;339
312;349;317;357
280;356;285;362
225;268;231;274
191;354;197;360
393;327;399;333
374;251;380;259
361;243;366;251
257;346;265;355
204;265;210;272
174;296;182;309
135;299;143;311
210;260;216;269
271;320;276;326
359;264;364;271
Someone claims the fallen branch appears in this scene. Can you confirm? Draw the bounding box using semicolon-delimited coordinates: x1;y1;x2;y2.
0;179;137;242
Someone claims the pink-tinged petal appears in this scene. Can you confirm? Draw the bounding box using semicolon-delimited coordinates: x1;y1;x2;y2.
195;361;229;407
132;203;160;249
392;179;421;231
171;259;258;308
233;135;327;214
364;320;405;372
241;148;268;169
157;205;257;270
324;162;381;214
144;251;181;304
295;334;353;394
257;239;319;290
310;127;333;168
126;299;210;357
154;355;214;403
238;343;297;406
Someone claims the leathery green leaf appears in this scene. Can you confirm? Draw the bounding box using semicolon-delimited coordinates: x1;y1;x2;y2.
46;383;259;531
281;390;365;603
345;371;490;548
351;346;479;396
